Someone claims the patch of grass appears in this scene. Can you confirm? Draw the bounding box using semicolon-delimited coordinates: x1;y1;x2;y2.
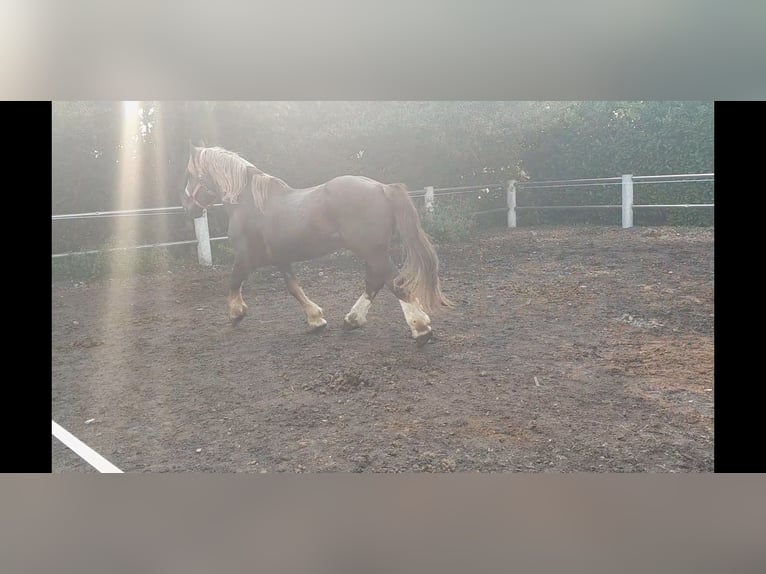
418;197;476;244
211;240;235;265
52;241;197;282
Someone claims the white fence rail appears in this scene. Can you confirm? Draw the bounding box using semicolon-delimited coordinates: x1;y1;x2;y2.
508;172;714;230
52;173;713;266
52;420;123;473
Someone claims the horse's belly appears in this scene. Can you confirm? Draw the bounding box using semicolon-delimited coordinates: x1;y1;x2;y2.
270;234;345;263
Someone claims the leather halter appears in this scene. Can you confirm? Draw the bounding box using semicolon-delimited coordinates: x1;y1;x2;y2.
185;174;216;210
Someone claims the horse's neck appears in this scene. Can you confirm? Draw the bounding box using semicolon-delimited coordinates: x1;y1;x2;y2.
260;172;292;193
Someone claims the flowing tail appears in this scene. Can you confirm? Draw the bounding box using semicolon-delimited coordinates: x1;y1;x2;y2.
383;183;454;313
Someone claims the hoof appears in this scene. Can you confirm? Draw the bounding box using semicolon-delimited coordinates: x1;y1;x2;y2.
415;329;433;347
228;302;248;325
343;316;364;330
308;318;328;333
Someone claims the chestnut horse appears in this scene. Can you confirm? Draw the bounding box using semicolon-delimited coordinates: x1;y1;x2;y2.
180;144;452;346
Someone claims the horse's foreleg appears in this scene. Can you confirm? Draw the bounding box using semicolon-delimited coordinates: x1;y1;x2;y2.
344;263;385;329
228;259;251;325
279;265;327;331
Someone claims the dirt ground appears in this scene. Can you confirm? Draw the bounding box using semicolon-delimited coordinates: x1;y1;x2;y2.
52;226;714;473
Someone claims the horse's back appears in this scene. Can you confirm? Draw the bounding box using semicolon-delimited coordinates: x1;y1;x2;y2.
324;174;384;191
320;176;396;249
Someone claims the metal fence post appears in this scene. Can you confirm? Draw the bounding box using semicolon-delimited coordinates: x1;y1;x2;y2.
194;210;213;266
425;186;435;215
621;174;634;229
507;180;517;228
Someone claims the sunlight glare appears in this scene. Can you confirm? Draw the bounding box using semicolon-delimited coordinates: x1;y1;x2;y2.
123;101;140;121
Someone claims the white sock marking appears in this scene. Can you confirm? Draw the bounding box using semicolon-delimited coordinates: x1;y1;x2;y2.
398;299;431;337
345;293;372;326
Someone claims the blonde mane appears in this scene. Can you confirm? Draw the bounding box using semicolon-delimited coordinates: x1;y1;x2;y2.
197;147;288;212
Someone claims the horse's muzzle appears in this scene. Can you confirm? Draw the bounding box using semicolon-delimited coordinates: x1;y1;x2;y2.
181;191;205;219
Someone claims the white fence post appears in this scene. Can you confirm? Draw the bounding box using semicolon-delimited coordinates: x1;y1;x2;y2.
621;174;634;229
507;180;517;228
424;186;435;215
194;211;213;266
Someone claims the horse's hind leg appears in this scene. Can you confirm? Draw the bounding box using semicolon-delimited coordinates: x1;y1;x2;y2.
390;280;433;347
343;263;386;329
352;250;432;346
279;264;327;331
228;259;251;325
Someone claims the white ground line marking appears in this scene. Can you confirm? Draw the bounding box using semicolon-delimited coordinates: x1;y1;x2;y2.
52;420;123;473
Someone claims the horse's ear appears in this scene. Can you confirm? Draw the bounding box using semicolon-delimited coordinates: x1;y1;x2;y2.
189;140;206;152
188;141;202;165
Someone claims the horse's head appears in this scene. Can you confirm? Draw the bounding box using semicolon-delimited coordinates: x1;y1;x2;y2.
181;142;218;218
